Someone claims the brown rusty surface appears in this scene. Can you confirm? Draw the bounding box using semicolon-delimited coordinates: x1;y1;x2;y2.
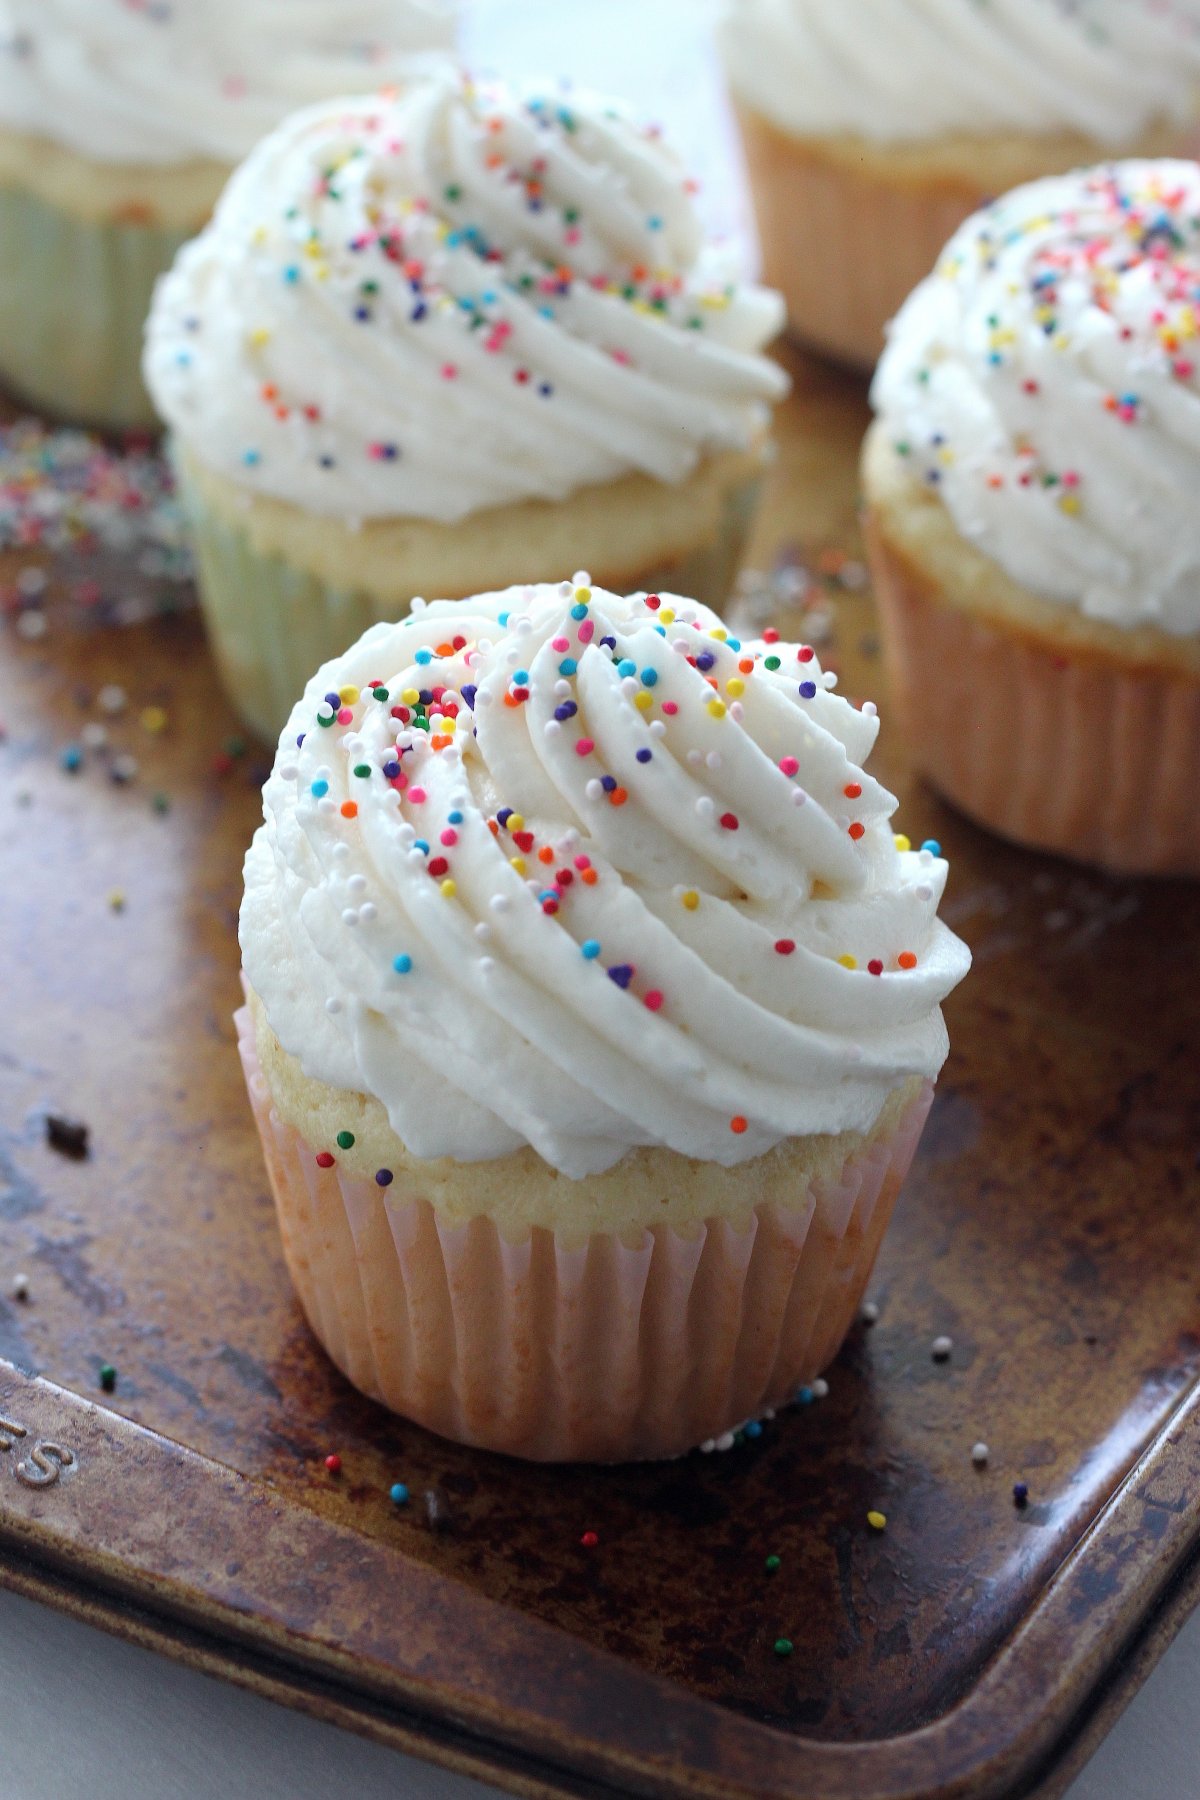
2;346;1199;1798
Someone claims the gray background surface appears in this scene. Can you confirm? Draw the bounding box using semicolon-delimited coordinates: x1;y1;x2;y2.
2;3;1190;1794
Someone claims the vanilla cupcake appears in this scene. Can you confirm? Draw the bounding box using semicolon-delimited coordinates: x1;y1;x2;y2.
0;0;456;429
236;577;970;1462
864;160;1200;877
144;76;789;743
719;0;1200;370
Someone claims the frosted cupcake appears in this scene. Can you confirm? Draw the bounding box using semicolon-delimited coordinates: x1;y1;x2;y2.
237;577;970;1462
719;0;1200;370
863;161;1200;877
144;76;789;744
0;0;456;429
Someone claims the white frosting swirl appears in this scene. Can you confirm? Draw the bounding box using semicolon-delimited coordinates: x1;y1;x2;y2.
872;160;1200;637
241;581;970;1178
719;0;1200;145
144;76;787;523
0;0;456;167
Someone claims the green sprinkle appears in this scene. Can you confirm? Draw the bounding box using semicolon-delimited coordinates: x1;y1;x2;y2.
336;1130;355;1150
353;764;372;778
764;656;781;671
765;1554;781;1573
773;1638;793;1658
99;1363;117;1393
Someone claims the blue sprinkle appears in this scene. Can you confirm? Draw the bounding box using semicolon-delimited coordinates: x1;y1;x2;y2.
375;1169;394;1187
283;265;300;284
796;1386;814;1406
554;701;578;722
600;775;618;793
607;964;634;989
418;689;434;705
311;779;329;798
726;637;741;652
382;762;401;779
513;669;529;685
617;659;637;678
695;652;716;672
448;809;463;824
390;1483;409;1505
581;939;601;959
744;1419;763;1439
60;745;82;772
461;684;478;709
393;954;413;974
636;748;652;764
497;807;514;827
558;657;578;677
921;838;942;856
600;635;616;650
640;668;658;687
354;306;372;322
242;449;261;466
413;840;429;855
799;681;817;699
414;648;433;665
498;612;510;627
295;733;306;748
570;602;588;620
325;692;341;708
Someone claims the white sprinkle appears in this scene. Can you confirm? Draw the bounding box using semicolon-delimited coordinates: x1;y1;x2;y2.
110;753;138;784
325;997;342;1015
331;842;349;861
791;788;808;807
695;796;714;819
341;908;359;927
15;611;46;639
543;720;561;738
81;723;108;750
347;874;367;896
705;750;722;770
478;957;494;975
715;1431;735;1453
585;778;603;801
915;885;932;901
649;720;667;737
98;684;127;715
474;922;491;943
932;1336;953;1362
359;902;377;923
812;1378;828;1399
317;798;337;815
16;565;47;597
862;1301;879;1325
9;1273;29;1301
822;670;838;689
490;895;510;914
972;1443;989;1466
861;701;878;717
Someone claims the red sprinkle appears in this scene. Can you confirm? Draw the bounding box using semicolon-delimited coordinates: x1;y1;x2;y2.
324;1454;342;1475
868;959;884;977
580;1530;599;1548
719;812;739;831
315;1152;335;1169
848;822;865;841
775;939;796;956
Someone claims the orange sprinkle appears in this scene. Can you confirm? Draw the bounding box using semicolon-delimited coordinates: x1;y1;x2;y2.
340;801;358;820
609;787;628;807
503;694;521;709
581;868;599;885
848;822;865;841
898;951;918;970
738;657;754;674
537;846;554;864
488;819;499;835
436;641;455;656
431;734;452;750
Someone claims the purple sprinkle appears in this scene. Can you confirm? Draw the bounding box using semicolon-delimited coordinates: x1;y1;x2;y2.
607;964;634;989
636;748;652;763
600;774;618;793
461;684;478;709
696;652;716;672
799;681;817;699
375;1169;394;1187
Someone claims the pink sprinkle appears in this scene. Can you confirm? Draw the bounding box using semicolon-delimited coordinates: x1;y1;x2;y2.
440;828;458;846
575;738;595;757
564;227;581;245
1175;359;1195;380
408;786;427;804
662;701;678;716
337;707;353;725
577;620;595;643
574;854;591;870
551;636;570;652
441;363;458;380
779;756;799;777
643;991;664;1012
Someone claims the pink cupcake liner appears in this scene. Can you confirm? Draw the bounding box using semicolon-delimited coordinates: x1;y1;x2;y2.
238;1006;933;1462
868;513;1200;877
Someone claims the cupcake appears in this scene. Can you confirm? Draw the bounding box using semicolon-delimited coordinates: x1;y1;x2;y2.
719;0;1200;370
863;160;1200;877
0;0;456;429
143;75;789;744
236;577;970;1462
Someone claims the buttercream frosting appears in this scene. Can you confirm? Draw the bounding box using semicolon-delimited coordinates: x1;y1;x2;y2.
144;75;787;523
719;0;1200;146
0;0;456;167
241;580;970;1178
871;159;1200;637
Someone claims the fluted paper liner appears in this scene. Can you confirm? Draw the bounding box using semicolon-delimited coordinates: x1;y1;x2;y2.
0;184;188;429
237;1005;933;1462
867;512;1200;877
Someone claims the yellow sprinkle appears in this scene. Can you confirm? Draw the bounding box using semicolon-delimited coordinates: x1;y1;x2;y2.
867;1511;887;1532
251;226;268;246
707;699;726;719
894;833;911;853
574;585;591;602
1058;494;1081;516
139;705;168;735
507;813;524;831
658;609;675;624
709;627;728;641
440;879;457;899
338;685;360;705
510;857;526;875
108;889;126;912
837;954;857;970
401;688;420;705
442;715;458;732
726;677;745;698
681;890;700;911
248;328;271;348
633;692;654;713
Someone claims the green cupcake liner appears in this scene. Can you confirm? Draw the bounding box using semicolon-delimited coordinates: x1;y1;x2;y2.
0;183;190;430
180;461;765;745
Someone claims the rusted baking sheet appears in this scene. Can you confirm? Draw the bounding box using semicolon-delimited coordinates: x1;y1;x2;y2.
2;348;1198;1800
